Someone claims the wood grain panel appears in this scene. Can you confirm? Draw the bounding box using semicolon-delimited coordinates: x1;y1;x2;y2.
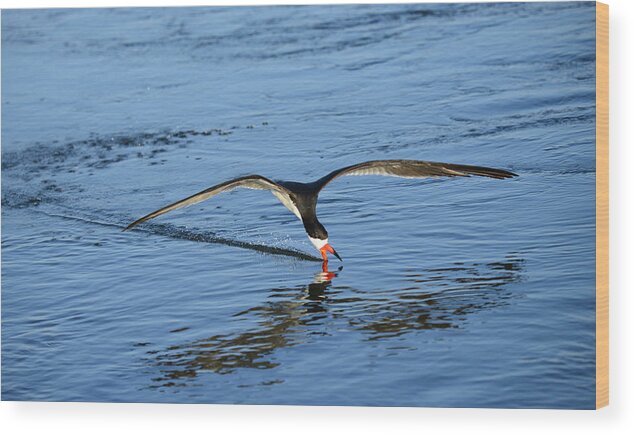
595;1;609;410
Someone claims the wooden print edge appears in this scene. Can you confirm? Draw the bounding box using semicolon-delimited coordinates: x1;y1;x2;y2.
595;1;609;410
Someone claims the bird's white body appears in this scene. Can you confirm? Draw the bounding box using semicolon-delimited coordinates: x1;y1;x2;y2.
308;236;329;250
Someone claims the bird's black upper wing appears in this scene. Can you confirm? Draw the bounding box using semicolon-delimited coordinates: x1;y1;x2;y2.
314;159;517;192
124;175;295;231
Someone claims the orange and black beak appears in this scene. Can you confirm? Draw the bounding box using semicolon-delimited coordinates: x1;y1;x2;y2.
320;243;342;262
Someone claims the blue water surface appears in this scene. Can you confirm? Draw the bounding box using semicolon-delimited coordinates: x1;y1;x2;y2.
2;2;596;408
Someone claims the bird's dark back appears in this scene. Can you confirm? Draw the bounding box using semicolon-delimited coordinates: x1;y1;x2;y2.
276;180;327;239
276;180;319;217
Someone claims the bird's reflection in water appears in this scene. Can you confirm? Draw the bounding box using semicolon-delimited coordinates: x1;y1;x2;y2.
147;266;341;386
350;259;523;340
144;256;523;388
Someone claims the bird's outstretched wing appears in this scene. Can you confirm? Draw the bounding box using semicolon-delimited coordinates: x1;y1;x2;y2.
124;175;295;231
315;159;517;191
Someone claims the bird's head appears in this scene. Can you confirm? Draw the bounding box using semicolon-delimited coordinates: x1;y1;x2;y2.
309;236;342;263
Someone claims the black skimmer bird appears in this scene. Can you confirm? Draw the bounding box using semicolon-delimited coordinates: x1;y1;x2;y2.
125;159;516;263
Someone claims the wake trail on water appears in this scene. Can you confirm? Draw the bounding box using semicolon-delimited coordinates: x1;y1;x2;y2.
36;208;322;262
2;126;323;262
